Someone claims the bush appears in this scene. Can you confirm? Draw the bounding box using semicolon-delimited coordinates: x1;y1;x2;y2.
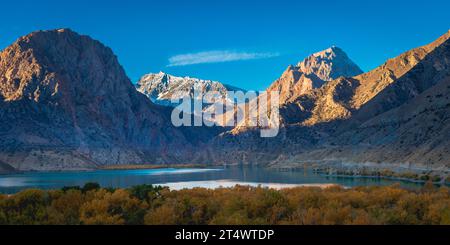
82;182;101;193
62;186;81;192
1;184;450;225
431;175;442;183
128;184;164;202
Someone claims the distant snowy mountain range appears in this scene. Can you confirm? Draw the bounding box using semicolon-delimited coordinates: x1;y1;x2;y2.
135;72;245;107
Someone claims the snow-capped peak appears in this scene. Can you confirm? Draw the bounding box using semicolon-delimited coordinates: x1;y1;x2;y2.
136;72;244;106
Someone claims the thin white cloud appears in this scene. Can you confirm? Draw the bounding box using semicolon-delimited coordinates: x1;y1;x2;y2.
167;50;279;67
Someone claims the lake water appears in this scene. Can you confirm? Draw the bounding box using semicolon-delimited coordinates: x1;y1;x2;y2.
0;167;426;194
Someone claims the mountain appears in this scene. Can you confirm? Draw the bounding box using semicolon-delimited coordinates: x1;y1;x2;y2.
267;46;363;104
136;72;248;127
281;30;450;127
0;160;16;174
214;30;450;169
319;30;450;167
0;29;196;171
326;74;450;168
230;47;362;130
136;72;244;106
0;28;448;172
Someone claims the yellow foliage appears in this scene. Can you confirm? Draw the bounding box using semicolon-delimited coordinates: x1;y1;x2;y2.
0;184;449;225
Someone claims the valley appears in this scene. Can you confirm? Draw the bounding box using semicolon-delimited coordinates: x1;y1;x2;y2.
0;28;449;183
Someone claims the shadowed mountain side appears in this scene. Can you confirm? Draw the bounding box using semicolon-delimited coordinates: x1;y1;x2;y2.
349;35;450;124
269;76;450;170
0;159;17;174
0;29;219;171
208;30;450;168
281;30;450;127
320;39;450;167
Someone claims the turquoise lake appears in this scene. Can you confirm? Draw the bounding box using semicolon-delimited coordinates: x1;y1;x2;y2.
0;167;427;194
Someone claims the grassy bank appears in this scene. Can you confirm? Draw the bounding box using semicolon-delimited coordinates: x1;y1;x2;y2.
0;183;449;225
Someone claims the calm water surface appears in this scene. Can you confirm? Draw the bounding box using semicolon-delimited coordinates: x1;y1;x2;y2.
0;167;426;194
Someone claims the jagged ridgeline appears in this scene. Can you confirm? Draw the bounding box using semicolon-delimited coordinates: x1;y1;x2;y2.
136;71;245;107
0;29;449;172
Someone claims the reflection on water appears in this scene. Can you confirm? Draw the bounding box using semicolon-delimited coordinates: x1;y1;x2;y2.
0;166;426;194
159;180;338;190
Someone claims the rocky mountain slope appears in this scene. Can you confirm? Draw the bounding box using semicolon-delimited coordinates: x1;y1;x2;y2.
267;46;363;105
0;29;199;171
319;30;450;167
281;30;450;127
228;47;362;131
214;30;450;169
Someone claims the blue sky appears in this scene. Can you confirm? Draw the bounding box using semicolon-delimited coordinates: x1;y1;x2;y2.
0;0;449;91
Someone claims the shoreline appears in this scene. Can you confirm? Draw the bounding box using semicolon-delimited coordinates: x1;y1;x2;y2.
2;162;449;186
270;161;450;186
99;164;210;171
317;173;449;186
157;180;340;191
0;164;212;175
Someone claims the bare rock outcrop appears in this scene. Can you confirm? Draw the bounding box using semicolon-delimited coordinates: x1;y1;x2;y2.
267;46;363;104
